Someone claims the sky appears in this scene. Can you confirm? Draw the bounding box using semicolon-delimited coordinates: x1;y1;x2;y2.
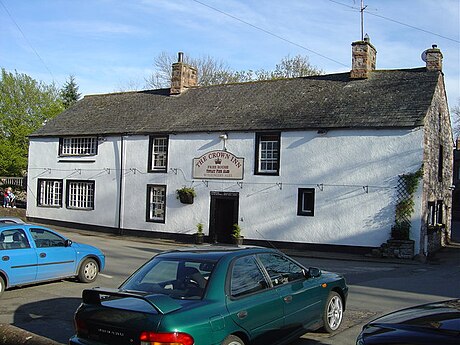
2;0;459;108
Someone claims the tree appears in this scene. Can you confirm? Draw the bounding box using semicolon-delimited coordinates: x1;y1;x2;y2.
60;75;81;109
0;68;64;175
146;52;322;89
452;99;460;140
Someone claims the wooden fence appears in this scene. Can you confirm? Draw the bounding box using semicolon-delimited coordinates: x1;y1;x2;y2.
0;176;27;190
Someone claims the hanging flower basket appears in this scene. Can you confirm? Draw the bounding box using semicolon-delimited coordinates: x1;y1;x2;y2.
176;187;196;204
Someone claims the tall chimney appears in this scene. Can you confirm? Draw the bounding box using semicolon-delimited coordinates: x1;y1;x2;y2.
350;35;377;79
424;44;443;72
170;52;197;95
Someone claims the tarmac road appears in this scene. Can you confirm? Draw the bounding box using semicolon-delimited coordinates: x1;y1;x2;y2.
1;226;459;345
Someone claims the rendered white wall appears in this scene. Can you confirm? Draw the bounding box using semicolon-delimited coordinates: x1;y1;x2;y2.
27;128;425;251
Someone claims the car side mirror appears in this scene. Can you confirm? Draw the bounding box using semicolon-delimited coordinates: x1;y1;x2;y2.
65;239;72;247
307;267;322;278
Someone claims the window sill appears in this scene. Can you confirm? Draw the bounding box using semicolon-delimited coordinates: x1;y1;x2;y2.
58;159;96;163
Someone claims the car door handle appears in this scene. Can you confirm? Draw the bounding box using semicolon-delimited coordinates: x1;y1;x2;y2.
1;256;9;261
284;295;293;303
39;253;46;258
237;310;248;319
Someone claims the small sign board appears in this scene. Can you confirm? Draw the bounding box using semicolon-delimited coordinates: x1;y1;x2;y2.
193;150;244;180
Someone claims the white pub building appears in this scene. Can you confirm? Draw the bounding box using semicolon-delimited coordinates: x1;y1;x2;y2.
27;40;453;257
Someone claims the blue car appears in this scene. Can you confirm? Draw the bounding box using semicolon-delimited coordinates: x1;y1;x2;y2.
0;223;105;297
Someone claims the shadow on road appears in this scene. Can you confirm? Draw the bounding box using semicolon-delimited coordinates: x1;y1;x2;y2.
14;297;81;343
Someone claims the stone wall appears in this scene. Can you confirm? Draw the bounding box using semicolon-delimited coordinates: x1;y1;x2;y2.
421;73;453;254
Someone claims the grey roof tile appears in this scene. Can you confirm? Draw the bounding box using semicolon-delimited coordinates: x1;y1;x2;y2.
31;68;440;137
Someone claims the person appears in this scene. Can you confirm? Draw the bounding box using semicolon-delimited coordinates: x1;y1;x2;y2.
7;187;16;208
2;189;9;207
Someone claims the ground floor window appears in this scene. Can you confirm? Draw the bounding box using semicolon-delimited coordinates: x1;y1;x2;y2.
66;180;95;210
428;200;444;226
297;188;315;216
147;184;166;223
38;179;63;207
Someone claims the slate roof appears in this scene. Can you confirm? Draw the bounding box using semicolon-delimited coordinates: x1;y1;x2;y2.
31;68;440;137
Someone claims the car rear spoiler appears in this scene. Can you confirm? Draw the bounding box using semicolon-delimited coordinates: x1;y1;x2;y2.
82;288;183;314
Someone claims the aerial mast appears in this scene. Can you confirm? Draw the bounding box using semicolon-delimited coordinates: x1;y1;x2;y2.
360;0;367;40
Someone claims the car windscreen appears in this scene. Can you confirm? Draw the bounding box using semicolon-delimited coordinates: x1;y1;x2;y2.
120;257;216;300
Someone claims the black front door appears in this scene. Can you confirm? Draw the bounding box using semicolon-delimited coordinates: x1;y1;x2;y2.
209;192;239;244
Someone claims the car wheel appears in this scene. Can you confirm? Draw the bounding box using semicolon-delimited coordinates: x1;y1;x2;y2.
222;335;245;345
78;258;99;283
0;276;5;297
323;291;343;333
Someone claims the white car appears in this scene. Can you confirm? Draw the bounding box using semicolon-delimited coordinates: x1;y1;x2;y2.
0;217;25;224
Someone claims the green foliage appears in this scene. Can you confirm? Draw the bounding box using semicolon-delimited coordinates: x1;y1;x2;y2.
392;168;423;240
176;187;196;198
0;68;64;175
391;221;411;240
60;75;81;109
232;223;242;239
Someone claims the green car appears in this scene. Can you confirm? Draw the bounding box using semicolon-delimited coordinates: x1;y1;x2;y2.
70;246;348;345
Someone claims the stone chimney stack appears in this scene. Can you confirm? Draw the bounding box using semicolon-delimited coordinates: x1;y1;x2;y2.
424;44;443;72
170;52;198;95
350;35;377;79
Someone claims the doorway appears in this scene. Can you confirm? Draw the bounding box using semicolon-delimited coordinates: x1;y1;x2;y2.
209;192;239;244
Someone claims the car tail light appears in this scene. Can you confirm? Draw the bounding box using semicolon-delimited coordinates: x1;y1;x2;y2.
140;331;194;345
75;319;88;336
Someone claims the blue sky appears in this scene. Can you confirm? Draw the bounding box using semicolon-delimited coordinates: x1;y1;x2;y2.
2;0;459;107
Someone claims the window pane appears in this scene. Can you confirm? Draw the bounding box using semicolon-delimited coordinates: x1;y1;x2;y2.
428;202;435;226
257;134;279;174
0;229;30;250
258;253;304;286
61;137;97;156
148;185;166;222
151;136;168;171
31;228;65;248
297;188;315;216
38;179;62;207
67;181;94;209
231;256;268;297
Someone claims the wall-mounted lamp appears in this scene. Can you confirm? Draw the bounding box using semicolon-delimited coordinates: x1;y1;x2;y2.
219;133;228;151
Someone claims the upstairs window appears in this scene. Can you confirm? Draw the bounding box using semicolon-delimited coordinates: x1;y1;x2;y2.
438;145;444;182
59;137;97;156
66;180;95;210
255;133;280;175
147;184;166;223
38;179;62;207
148;136;169;172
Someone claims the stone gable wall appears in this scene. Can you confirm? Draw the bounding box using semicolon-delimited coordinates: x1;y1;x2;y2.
421;73;453;254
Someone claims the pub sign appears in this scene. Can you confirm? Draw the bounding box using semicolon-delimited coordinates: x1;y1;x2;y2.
193;150;244;180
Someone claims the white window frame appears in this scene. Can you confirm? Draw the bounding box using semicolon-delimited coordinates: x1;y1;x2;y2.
38;179;63;207
60;137;97;156
66;180;95;210
149;136;168;172
256;133;280;175
147;185;166;223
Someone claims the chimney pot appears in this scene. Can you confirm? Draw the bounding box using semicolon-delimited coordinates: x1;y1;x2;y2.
178;52;184;63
